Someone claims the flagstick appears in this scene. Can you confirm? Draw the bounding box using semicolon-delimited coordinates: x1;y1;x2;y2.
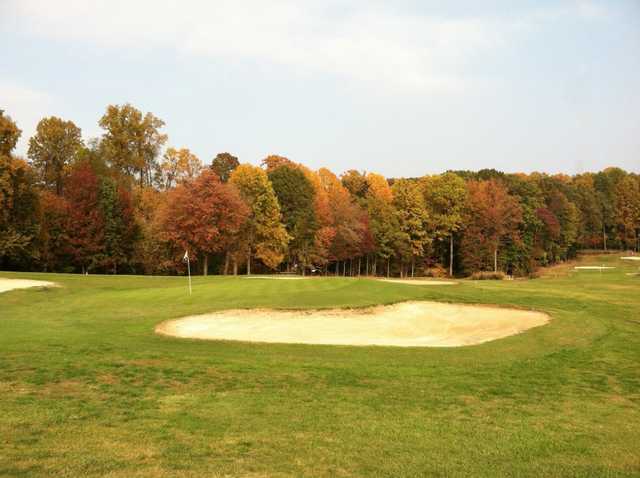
187;256;192;295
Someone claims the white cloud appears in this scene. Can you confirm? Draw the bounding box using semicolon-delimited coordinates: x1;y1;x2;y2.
4;1;611;94
0;82;56;156
4;0;518;93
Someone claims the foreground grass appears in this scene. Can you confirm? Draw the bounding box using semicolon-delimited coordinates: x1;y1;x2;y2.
1;255;639;477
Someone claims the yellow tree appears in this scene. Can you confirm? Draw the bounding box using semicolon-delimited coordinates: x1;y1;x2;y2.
230;164;290;273
27;116;83;195
156;147;202;190
420;172;467;276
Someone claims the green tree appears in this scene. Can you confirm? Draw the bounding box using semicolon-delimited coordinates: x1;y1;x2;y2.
98;104;167;187
391;179;430;277
210;152;239;182
420;172;467;276
341;169;369;204
594;167;626;249
27;116;83;195
230;164;290;273
268;164;318;274
99;177;139;273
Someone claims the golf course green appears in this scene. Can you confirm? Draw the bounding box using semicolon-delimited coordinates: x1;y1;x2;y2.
1;254;639;477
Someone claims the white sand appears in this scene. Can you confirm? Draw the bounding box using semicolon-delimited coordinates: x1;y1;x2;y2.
0;278;57;294
378;279;457;286
574;266;616;270
621;257;640;261
156;301;549;347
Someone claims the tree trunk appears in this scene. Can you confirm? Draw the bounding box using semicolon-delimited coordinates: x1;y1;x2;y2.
449;235;454;277
358;257;361;277
603;223;607;251
366;255;369;276
494;248;498;273
203;254;208;276
411;256;415;278
246;254;251;275
233;259;238;275
224;252;230;275
386;257;390;278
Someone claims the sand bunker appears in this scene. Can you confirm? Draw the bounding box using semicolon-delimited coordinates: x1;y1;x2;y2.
574;266;616;270
156;301;549;347
378;279;457;286
621;257;640;261
0;278;57;294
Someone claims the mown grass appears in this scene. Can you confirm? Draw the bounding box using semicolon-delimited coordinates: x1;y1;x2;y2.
1;254;639;477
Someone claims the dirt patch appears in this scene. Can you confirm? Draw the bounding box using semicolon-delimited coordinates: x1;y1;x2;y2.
0;278;58;294
377;279;457;286
156;301;549;347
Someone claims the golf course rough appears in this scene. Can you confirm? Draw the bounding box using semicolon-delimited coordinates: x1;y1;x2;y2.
1;253;639;477
157;301;549;347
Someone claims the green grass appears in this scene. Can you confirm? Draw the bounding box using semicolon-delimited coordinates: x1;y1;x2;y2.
1;254;639;477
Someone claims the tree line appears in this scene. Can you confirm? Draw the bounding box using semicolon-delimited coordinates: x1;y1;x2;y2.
1;105;639;277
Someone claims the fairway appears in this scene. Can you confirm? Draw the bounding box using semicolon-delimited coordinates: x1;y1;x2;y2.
1;254;639;477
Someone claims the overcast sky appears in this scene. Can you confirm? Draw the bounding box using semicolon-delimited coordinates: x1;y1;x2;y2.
1;0;639;176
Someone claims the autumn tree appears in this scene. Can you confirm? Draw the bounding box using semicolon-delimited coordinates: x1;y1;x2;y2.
38;190;70;271
0;110;21;156
98;104;167;187
210;152;239;182
261;154;293;173
229;164;290;273
132;186;175;274
571;174;603;248
27;116;83;195
267;163;318;274
63;162;105;273
158;169;248;275
420;172;467;276
0;155;41;268
391;179;430;277
462;179;522;273
341;169;369;204
615;175;640;250
156;147;202;190
0;111;40;269
366;173;398;276
318;168;367;275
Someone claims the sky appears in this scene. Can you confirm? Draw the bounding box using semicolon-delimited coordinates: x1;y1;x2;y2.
1;0;639;177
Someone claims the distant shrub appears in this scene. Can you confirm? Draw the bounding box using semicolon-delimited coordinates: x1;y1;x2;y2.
423;264;448;278
470;271;506;280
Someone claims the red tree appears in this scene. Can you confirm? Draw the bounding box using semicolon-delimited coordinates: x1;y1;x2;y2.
158;169;249;275
63;162;105;272
462;179;522;273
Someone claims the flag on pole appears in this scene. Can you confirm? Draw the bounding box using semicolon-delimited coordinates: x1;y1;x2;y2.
183;250;192;295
